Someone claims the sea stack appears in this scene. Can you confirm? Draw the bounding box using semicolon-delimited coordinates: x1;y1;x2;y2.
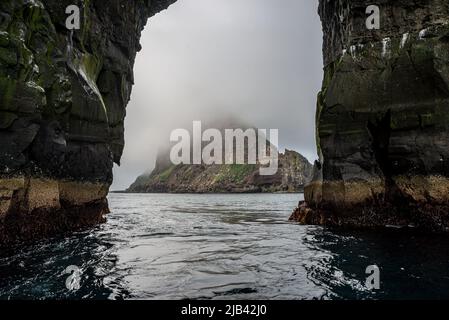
293;0;449;231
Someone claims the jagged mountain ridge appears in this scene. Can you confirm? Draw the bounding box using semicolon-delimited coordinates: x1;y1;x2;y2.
127;149;313;193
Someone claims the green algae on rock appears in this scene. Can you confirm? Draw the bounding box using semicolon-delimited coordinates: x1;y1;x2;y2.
0;0;176;246
291;0;449;232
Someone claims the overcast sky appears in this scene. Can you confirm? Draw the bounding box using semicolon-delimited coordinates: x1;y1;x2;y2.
111;0;323;190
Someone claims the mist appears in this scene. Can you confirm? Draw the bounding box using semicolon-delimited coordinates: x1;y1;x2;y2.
111;0;323;191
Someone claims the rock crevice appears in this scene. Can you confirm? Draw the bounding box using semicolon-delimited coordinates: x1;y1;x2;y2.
293;0;449;231
0;0;176;245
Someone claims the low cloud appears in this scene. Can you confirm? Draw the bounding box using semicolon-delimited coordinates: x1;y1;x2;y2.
112;0;323;190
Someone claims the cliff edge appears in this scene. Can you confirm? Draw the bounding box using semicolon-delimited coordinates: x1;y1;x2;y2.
0;0;176;246
292;0;449;231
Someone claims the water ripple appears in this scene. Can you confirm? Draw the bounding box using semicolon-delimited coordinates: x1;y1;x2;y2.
2;193;449;299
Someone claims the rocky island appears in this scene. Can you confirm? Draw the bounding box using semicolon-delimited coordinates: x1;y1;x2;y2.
127;149;313;194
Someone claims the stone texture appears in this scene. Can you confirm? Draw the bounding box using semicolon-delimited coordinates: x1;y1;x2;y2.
59;181;108;206
295;0;449;232
25;178;60;212
0;0;176;245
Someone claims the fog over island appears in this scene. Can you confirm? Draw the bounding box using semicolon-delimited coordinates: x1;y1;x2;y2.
3;0;449;301
112;0;323;191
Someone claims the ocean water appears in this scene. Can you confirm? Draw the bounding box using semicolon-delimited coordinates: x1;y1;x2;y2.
1;193;449;300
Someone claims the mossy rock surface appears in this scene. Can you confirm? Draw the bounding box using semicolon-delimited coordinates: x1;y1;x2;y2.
308;0;449;220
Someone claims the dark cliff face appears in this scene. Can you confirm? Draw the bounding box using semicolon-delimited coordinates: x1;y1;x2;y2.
0;0;176;245
3;0;449;244
297;0;449;230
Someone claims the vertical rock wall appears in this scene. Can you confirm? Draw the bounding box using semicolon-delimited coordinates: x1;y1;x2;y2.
0;0;176;245
296;0;449;231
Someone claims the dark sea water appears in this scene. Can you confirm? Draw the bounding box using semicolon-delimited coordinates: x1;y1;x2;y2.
1;193;449;300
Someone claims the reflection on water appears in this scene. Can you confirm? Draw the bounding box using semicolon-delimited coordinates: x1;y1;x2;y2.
1;193;449;300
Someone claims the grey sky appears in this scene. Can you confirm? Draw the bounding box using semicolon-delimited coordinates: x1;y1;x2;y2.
112;0;323;190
